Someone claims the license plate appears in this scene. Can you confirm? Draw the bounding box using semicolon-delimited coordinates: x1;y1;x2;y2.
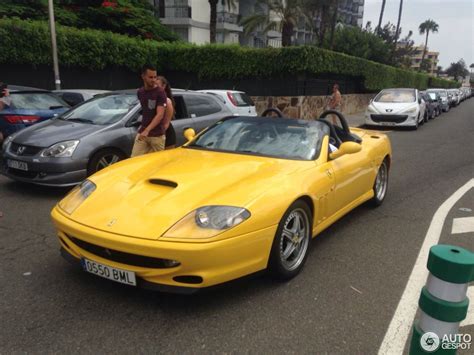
380;121;396;126
81;258;136;286
7;159;28;171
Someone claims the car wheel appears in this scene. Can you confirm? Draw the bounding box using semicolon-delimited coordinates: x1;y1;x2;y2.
269;200;312;280
87;149;125;176
424;112;429;123
370;159;389;207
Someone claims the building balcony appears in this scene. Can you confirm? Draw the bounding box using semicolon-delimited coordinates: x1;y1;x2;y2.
216;11;243;32
160;6;191;19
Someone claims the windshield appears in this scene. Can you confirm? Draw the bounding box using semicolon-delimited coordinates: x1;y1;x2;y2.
374;89;416;103
187;117;327;160
428;93;437;100
61;94;138;125
10;92;69;110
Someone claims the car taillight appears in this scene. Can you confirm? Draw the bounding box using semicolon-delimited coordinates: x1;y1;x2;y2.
2;115;41;124
227;92;238;106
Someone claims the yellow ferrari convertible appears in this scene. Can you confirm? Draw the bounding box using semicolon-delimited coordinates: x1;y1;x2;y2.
51;110;391;293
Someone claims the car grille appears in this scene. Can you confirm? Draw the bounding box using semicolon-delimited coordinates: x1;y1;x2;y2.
10;143;43;156
67;235;180;269
371;114;408;123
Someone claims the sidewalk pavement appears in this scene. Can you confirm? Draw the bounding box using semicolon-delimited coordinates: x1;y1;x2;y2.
344;111;366;128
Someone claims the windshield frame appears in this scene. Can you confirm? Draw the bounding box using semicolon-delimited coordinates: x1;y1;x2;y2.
184;116;328;161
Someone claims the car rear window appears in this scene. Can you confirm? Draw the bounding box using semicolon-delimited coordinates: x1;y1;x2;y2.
10;92;68;110
184;94;222;117
230;92;255;107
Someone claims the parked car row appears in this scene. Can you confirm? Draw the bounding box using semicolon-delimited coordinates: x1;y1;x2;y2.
1;87;257;186
364;87;471;129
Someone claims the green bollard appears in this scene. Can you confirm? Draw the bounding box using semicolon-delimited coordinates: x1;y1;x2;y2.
410;245;474;354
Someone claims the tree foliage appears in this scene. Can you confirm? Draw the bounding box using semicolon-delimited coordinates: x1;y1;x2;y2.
445;59;469;81
0;18;459;91
0;0;180;42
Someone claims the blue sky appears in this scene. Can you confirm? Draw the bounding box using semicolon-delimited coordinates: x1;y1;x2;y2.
363;0;474;69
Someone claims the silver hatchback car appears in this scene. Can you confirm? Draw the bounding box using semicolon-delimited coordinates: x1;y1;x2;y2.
2;90;232;186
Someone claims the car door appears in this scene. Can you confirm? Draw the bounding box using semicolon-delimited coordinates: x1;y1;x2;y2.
183;93;230;134
170;94;196;147
328;142;374;215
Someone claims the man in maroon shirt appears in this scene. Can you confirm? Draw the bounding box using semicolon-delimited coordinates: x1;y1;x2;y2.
131;65;168;157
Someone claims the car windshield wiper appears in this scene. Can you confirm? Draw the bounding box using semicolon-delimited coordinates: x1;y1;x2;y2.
49;105;68;109
65;118;95;124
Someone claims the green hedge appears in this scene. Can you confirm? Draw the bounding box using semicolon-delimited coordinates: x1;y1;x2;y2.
0;18;459;91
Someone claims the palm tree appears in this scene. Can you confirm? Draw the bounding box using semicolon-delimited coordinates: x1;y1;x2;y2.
376;0;387;33
418;19;439;72
329;0;340;50
240;0;307;47
394;0;403;45
209;0;236;43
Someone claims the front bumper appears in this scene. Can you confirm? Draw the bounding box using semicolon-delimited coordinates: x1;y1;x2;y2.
365;113;418;127
51;207;277;291
1;149;87;186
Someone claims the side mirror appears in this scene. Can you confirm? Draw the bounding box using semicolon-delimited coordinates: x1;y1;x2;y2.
329;141;362;160
183;128;196;142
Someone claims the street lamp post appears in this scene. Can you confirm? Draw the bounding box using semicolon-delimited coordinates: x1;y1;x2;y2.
48;0;61;90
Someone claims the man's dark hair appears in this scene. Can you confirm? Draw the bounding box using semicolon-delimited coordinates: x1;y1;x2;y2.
141;64;156;74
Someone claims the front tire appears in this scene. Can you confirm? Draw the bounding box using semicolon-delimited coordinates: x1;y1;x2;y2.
269;201;312;280
370;159;389;207
87;148;125;176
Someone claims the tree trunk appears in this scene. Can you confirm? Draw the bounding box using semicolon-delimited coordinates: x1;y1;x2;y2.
394;0;403;45
376;0;386;33
329;0;339;50
419;31;429;72
318;5;329;46
209;0;218;43
282;21;293;47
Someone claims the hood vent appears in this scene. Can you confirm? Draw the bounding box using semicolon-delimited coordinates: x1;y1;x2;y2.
149;179;178;188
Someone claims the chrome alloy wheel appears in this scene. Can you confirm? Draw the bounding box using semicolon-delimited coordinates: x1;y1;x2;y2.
279;209;310;271
96;153;121;171
375;161;388;201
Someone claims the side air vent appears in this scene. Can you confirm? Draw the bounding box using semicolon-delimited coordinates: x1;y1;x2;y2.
149;179;178;188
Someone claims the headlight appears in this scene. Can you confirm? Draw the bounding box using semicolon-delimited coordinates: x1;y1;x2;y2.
366;105;378;114
41;140;79;157
58;180;96;214
402;107;418;115
2;135;14;151
163;205;251;239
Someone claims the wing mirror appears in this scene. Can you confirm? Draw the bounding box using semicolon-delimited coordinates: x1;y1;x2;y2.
329;141;362;160
183;128;196;142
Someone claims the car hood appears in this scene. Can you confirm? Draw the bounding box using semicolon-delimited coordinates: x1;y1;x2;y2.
370;102;418;114
65;148;309;240
12;118;104;147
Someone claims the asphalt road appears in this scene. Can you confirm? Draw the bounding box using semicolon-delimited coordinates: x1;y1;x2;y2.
1;99;473;353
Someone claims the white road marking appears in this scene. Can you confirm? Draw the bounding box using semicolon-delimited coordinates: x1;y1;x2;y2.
460;287;474;327
452;217;474;234
378;179;474;355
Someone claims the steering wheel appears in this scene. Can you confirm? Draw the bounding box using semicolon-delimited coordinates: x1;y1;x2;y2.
261;108;284;117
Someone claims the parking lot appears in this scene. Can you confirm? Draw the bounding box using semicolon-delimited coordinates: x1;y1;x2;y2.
0;99;473;353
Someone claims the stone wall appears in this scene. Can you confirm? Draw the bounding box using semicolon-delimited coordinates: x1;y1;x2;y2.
252;93;376;119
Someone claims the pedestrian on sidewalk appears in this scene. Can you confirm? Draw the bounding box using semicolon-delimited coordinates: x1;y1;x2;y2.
327;83;342;125
156;76;176;149
131;65;168;157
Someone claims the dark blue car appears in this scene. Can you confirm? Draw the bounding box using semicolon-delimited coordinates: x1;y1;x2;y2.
0;85;70;139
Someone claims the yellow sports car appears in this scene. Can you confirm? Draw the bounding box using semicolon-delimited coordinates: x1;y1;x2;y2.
51;110;391;293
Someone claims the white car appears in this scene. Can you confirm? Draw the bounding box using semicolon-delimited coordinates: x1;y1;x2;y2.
365;88;426;130
197;90;257;116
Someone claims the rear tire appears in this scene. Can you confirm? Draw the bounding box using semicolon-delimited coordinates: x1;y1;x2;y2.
87;148;126;176
269;200;312;280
